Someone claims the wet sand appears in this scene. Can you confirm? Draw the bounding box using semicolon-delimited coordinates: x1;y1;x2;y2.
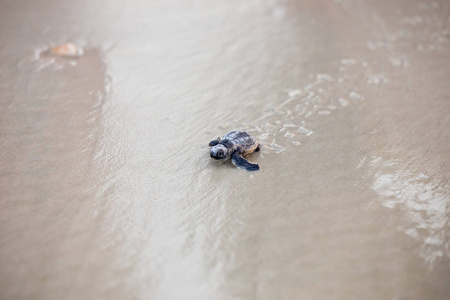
1;0;450;299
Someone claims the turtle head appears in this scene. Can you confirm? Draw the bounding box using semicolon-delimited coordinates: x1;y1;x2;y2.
210;144;230;160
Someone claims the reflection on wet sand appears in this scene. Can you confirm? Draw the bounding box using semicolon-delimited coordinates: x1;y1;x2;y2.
1;0;450;299
0;46;120;298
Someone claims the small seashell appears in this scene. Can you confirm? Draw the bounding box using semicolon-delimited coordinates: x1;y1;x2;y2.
341;58;357;65
265;142;285;153
51;43;83;57
349;92;364;101
318;110;331;115
284;132;295;138
339;98;349;107
298;127;313;136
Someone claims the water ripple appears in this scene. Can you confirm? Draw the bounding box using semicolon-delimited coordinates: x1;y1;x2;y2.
370;156;450;264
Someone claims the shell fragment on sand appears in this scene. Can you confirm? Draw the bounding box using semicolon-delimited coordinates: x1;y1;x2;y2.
51;43;84;57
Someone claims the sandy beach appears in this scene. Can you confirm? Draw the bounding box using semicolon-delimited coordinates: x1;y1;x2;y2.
1;0;449;299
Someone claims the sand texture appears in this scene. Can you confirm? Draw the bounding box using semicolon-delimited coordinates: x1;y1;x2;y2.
1;0;449;299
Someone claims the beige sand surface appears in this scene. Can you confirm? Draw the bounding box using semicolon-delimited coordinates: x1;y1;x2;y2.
1;0;449;299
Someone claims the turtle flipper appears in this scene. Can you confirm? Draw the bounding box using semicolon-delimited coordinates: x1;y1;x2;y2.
209;138;220;147
231;151;260;171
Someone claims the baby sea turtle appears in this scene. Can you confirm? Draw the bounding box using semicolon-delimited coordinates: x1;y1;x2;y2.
209;131;260;171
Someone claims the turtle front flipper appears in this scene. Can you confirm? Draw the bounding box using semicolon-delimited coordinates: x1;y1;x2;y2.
231;151;260;171
209;138;220;147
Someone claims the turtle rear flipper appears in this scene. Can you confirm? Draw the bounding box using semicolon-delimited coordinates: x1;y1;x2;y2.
209;138;220;147
231;151;260;171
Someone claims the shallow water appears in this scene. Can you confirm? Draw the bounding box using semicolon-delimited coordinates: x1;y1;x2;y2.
1;0;450;299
